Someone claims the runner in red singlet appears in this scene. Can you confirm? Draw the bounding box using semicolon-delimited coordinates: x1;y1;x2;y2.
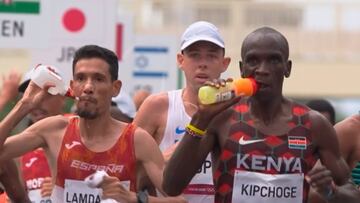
163;27;349;203
21;149;52;202
0;45;185;203
0;159;31;203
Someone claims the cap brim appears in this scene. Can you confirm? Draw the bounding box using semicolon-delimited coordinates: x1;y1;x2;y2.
181;36;224;50
18;79;30;93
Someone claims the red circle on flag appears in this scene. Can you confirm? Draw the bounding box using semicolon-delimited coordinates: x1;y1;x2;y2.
62;8;86;32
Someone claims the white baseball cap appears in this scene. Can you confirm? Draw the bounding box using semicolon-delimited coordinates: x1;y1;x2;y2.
180;21;225;51
112;90;136;118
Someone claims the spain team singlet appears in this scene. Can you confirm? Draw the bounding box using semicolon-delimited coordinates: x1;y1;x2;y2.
51;116;137;202
162;89;214;203
214;100;318;203
21;149;52;202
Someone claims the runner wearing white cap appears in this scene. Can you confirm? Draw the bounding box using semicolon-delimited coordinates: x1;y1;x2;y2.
134;21;231;202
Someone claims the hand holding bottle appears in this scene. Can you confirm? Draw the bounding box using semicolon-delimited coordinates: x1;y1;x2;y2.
30;64;69;96
85;171;118;203
191;78;258;130
198;77;258;105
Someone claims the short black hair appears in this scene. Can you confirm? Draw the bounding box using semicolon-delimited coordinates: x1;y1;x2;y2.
18;79;30;93
72;45;119;81
241;26;289;60
306;99;336;125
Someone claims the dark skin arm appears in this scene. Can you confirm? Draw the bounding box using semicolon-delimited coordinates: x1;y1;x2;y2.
0;159;31;203
308;111;349;186
329;181;360;203
306;111;351;203
308;163;360;203
163;95;240;196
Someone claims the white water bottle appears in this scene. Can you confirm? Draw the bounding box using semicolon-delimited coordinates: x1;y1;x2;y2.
30;64;69;96
85;171;118;203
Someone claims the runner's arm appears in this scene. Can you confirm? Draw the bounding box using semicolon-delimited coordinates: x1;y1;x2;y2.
334;118;359;169
162;112;215;196
309;111;349;185
327;180;360;203
163;96;240;196
133;93;168;142
101;175;187;203
308;163;360;203
135;128;187;202
100;128;187;202
0;81;53;163
0;159;31;203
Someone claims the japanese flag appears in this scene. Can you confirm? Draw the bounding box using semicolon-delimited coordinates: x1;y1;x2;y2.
49;0;117;48
30;0;117;86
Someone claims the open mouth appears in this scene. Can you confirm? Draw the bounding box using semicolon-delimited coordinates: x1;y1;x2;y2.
195;74;209;83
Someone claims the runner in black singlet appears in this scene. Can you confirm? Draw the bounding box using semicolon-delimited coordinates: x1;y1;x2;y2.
163;27;350;203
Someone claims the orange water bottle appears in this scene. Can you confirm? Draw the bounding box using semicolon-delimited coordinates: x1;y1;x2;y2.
198;78;258;105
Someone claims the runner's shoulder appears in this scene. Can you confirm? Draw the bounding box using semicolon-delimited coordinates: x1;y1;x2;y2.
34;114;74;130
138;92;169;112
143;92;168;105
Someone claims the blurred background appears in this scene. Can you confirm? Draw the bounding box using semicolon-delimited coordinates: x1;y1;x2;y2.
1;0;360;121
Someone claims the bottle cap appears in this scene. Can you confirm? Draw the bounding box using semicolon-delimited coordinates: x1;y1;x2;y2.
233;78;258;96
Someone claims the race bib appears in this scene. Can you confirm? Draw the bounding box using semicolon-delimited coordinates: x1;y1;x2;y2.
232;170;303;203
64;179;130;203
184;154;214;195
183;154;215;202
191;155;213;185
28;189;52;203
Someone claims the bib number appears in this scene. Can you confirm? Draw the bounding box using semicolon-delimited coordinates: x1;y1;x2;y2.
232;170;304;203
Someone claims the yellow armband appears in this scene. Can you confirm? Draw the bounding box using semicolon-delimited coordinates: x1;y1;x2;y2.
186;124;206;138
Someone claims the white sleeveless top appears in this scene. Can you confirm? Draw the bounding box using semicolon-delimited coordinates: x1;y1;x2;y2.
161;89;215;203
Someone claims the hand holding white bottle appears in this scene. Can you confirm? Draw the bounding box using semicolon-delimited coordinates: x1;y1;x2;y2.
30;64;69;96
85;170;118;203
